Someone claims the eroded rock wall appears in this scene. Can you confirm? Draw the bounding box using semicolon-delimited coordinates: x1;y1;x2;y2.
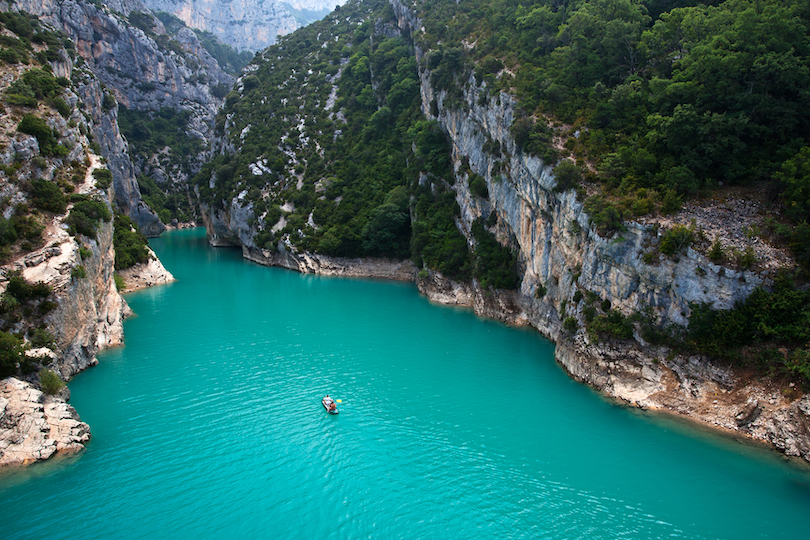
0;378;90;467
140;0;342;51
15;0;235;235
394;0;810;462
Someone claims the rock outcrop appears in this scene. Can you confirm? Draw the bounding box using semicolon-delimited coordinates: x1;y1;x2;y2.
117;247;175;291
0;378;90;467
15;0;235;235
140;0;343;51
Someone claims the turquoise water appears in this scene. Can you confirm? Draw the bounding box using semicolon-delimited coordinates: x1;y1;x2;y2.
1;228;809;539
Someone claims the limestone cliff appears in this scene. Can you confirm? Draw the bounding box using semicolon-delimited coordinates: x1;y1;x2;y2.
15;0;236;235
0;378;90;467
390;0;810;461
141;0;343;51
0;13;147;465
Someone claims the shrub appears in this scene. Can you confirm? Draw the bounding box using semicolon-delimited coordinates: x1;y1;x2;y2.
468;174;488;198
563;316;578;333
30;327;54;348
18;114;66;156
114;273;126;291
102;92;116;112
39;368;64;395
5;275;50;302
113;213;149;269
588;310;634;341
660;225;694;256
71;265;87;279
66;198;111;238
0;331;23;378
553;160;583;193
29;178;67;213
708;239;724;262
660;190;682;214
585;197;625;235
737;246;757;270
535;283;547;298
93;168;113;190
49;96;70;117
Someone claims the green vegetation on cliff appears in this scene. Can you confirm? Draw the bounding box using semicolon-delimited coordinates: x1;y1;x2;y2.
195;0;508;284
403;0;810;266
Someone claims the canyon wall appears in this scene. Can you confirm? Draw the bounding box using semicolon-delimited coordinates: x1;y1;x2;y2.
15;0;235;235
203;0;809;461
390;0;810;461
140;0;343;51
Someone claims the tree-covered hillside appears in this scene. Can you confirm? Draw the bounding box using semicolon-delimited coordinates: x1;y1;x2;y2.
200;0;810;383
197;0;517;287
410;0;810;264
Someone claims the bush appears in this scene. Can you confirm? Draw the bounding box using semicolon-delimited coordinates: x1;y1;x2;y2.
39;368;64;395
588;310;634;341
66;198;111;238
71;265;87;279
535;283;547;298
5;275;50;302
49;96;70;117
30;327;54;348
93;168;113;190
102;92;116;112
29;178;67;213
737;246;757;270
18;114;66;156
585;197;625;235
113;213;149;269
468;174;488;198
563;316;578;333
553;160;583;193
0;330;23;378
660;225;693;256
114;273;126;291
708;239;724;262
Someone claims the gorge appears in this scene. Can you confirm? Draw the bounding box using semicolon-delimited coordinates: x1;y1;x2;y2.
1;0;809;484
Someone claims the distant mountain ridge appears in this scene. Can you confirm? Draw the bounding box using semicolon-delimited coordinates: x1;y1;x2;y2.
140;0;344;51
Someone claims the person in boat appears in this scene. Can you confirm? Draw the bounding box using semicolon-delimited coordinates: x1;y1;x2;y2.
329;402;336;411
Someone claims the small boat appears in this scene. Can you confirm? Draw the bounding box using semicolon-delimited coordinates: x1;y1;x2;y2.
322;396;339;414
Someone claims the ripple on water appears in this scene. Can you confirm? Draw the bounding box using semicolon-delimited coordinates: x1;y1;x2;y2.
1;229;809;540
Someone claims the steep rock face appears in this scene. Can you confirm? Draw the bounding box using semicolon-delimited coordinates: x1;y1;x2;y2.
0;28;137;465
141;0;342;51
16;0;234;235
391;0;808;461
0;378;91;467
420;77;764;328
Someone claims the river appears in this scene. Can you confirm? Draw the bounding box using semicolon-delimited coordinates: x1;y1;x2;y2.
1;228;808;539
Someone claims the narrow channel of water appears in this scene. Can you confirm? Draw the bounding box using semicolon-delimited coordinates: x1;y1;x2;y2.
1;228;808;539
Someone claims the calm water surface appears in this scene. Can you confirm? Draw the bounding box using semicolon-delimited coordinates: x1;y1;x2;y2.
1;228;809;539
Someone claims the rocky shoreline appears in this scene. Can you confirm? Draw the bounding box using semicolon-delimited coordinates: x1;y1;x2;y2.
417;270;810;464
117;247;176;292
0;378;90;467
